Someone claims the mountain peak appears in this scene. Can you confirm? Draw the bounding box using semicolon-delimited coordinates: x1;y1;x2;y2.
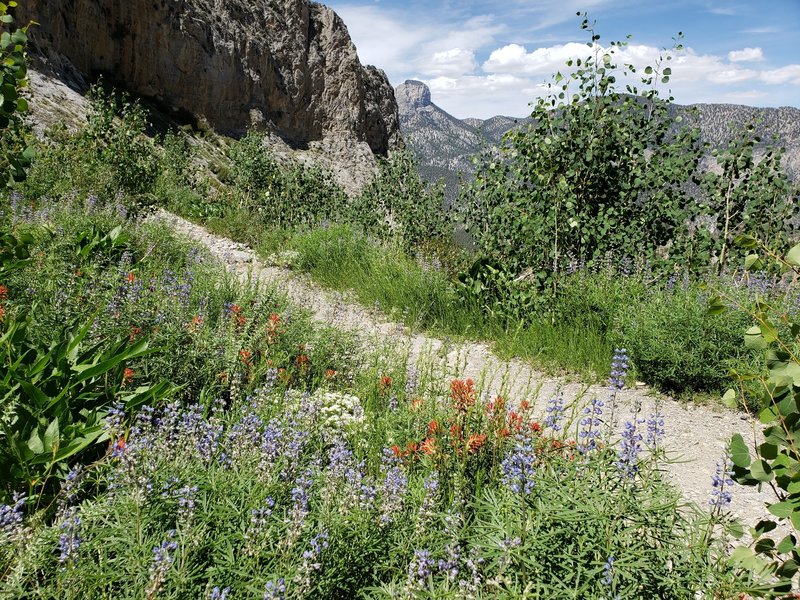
395;80;432;111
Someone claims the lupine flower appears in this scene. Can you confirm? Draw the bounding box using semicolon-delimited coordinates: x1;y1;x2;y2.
616;417;643;479
501;439;536;495
602;556;615;586
58;509;82;568
709;453;735;509
406;549;435;590
646;408;665;449
147;531;179;597
405;366;419;397
245;498;275;556
543;390;565;432
106;402;126;438
607;348;629;431
176;484;199;524
210;586;230;600
0;493;26;539
263;578;285;600
578;397;604;453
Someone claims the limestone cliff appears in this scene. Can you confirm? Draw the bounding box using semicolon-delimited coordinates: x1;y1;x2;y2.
18;0;401;162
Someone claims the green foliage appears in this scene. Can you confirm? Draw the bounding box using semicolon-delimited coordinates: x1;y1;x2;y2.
697;125;798;273
353;149;449;251
20;85;161;201
226;131;348;230
0;308;171;496
461;18;702;308
713;238;800;592
0;1;34;186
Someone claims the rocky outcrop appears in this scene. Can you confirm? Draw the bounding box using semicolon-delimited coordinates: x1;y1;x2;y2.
18;0;401;157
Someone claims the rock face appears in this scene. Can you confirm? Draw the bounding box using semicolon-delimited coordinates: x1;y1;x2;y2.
18;0;401;156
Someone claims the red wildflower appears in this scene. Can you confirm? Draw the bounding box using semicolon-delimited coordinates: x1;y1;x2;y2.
519;400;530;411
467;433;487;453
126;272;136;284
420;437;438;455
486;395;506;416
0;284;8;299
296;354;310;370
325;368;336;380
530;421;542;433
391;445;403;457
240;349;253;366
410;398;424;412
0;304;5;322
122;368;135;386
406;441;419;454
379;375;393;394
450;378;476;412
450;422;462;439
427;420;439;436
507;411;524;433
187;314;204;332
129;325;142;342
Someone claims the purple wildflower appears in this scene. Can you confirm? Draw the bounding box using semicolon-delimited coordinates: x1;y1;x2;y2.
263;578;285;600
543;390;565;432
501;439;536;495
58;509;82;568
709;453;734;509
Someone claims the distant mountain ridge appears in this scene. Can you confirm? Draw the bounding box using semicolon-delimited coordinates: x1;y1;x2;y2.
396;80;800;198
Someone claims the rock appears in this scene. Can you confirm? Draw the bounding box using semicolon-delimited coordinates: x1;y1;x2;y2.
396;80;432;112
18;0;401;159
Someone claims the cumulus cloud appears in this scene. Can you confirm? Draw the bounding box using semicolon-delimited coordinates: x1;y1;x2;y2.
424;48;478;77
727;47;765;62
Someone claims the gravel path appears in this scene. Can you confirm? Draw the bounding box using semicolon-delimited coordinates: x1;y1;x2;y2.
156;210;776;532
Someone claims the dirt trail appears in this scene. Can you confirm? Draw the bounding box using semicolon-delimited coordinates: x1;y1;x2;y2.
156;210;774;531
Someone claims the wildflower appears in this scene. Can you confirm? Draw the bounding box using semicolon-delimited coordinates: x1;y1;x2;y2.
410;398;424;411
122;368;135;386
325;368;336;380
245;499;275;556
240;349;253;366
420;437;438;456
616;417;643;479
379;449;407;524
263;578;286;600
543;390;565;432
427;420;439;436
0;305;5;322
709;453;735;509
607;348;629;431
0;284;7;299
602;556;615;586
578;397;604;454
450;378;476;412
58;509;82;568
0;493;26;539
176;484;199;524
646;407;665;450
126;272;136;284
501;438;536;495
129;325;142;342
405;366;419;396
147;531;179;597
210;587;230;600
187;314;204;332
467;433;487;453
406;549;435;590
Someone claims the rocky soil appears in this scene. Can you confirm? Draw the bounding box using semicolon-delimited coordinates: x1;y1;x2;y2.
156;209;779;535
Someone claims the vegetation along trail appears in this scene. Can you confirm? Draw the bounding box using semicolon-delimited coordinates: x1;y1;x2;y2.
157;209;776;534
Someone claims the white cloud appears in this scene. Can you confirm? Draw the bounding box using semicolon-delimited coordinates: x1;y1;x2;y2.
759;65;800;85
727;47;765;62
424;48;478;77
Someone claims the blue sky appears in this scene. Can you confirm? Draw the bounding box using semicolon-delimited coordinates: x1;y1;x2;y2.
325;0;800;118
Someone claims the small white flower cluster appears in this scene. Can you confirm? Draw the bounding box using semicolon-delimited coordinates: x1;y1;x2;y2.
315;391;364;439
